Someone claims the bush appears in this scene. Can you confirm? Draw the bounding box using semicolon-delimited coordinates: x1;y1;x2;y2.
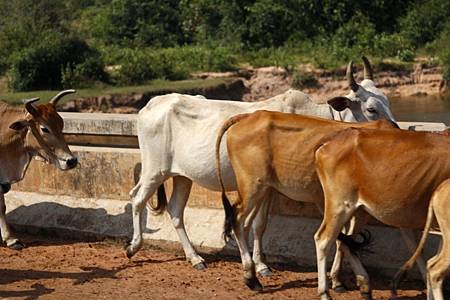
8;35;107;91
62;56;108;88
109;46;238;85
399;0;450;48
291;70;319;89
328;13;377;62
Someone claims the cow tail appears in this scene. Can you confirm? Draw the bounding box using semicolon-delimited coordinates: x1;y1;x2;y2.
147;184;167;215
215;113;250;242
337;230;372;253
391;201;435;296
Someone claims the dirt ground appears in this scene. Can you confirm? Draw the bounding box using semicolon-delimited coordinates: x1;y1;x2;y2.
0;234;438;300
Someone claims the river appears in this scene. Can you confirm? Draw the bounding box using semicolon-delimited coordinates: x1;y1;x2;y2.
391;94;450;124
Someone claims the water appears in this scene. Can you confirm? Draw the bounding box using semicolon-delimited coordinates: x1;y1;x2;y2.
390;94;450;124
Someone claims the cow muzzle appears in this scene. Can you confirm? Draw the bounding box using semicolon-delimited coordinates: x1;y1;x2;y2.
57;156;78;170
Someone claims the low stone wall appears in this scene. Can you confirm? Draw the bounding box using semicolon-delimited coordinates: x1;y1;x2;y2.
5;112;447;279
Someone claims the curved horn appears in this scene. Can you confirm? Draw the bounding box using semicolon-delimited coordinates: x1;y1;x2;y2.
362;56;373;80
23;97;40;117
49;89;76;106
346;61;359;92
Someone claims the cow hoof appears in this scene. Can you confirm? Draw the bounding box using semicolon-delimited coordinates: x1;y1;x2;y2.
8;241;25;250
244;277;263;292
319;292;331;300
361;292;373;300
193;262;207;270
258;268;272;277
333;285;347;293
125;246;135;259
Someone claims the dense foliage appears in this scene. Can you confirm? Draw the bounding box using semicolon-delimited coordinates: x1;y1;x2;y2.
0;0;449;90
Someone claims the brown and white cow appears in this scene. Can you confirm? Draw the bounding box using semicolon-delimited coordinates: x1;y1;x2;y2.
215;110;398;292
0;90;78;249
314;128;450;300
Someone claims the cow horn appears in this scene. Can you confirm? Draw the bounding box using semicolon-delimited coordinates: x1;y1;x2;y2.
362;56;373;80
23;97;40;117
346;61;359;92
49;89;76;106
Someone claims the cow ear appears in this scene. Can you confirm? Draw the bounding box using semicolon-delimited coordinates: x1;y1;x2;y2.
9;120;30;131
327;96;352;111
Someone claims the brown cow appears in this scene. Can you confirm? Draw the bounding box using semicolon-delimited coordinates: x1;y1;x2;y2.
215;110;398;292
392;177;449;300
314;128;450;300
0;90;77;249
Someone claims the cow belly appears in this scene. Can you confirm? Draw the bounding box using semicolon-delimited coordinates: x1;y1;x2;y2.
274;181;324;205
363;201;428;229
171;157;238;192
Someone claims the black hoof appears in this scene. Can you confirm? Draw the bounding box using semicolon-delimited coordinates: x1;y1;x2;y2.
333;285;347;293
125;246;135;259
123;240;131;250
361;292;373;300
244;277;263;292
258;268;272;277
8;241;25;250
193;262;207;270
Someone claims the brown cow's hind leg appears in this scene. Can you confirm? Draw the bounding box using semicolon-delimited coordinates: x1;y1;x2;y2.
314;204;358;300
252;194;272;277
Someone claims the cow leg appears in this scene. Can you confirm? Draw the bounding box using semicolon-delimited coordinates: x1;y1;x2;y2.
0;192;23;249
329;224;351;292
426;245;449;300
400;229;428;283
426;206;449;300
126;176;163;258
316;202;349;292
340;243;372;299
166;176;206;270
314;206;356;300
234;207;262;291
252;195;272;277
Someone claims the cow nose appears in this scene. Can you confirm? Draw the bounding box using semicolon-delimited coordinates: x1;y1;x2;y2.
67;157;78;168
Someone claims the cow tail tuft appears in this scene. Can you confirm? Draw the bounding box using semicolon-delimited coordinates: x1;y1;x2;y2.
337;229;373;253
222;192;236;242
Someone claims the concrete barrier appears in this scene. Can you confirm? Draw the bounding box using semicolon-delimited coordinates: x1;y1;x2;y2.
5;112;446;279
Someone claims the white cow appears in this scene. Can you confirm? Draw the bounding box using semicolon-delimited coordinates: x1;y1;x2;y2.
126;57;397;286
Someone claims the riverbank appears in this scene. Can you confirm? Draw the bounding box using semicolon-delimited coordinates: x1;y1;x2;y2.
1;61;447;114
228;61;446;103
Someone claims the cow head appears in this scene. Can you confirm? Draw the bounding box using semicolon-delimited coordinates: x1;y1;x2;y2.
9;90;78;170
327;57;396;123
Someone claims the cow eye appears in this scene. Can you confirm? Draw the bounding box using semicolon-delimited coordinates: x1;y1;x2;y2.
41;126;50;133
367;107;377;114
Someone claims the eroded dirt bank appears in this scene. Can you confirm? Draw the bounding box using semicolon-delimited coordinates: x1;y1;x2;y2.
60;63;447;113
0;234;431;299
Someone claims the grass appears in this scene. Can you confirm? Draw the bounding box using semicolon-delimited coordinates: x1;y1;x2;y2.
0;78;230;105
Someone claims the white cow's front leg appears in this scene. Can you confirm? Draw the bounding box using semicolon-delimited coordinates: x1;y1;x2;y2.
0;192;23;249
252;197;272;276
167;176;206;270
126;177;162;258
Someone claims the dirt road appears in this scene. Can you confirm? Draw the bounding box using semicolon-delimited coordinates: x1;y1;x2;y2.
0;234;433;299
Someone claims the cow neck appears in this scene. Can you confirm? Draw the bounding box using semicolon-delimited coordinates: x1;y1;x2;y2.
328;106;344;121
